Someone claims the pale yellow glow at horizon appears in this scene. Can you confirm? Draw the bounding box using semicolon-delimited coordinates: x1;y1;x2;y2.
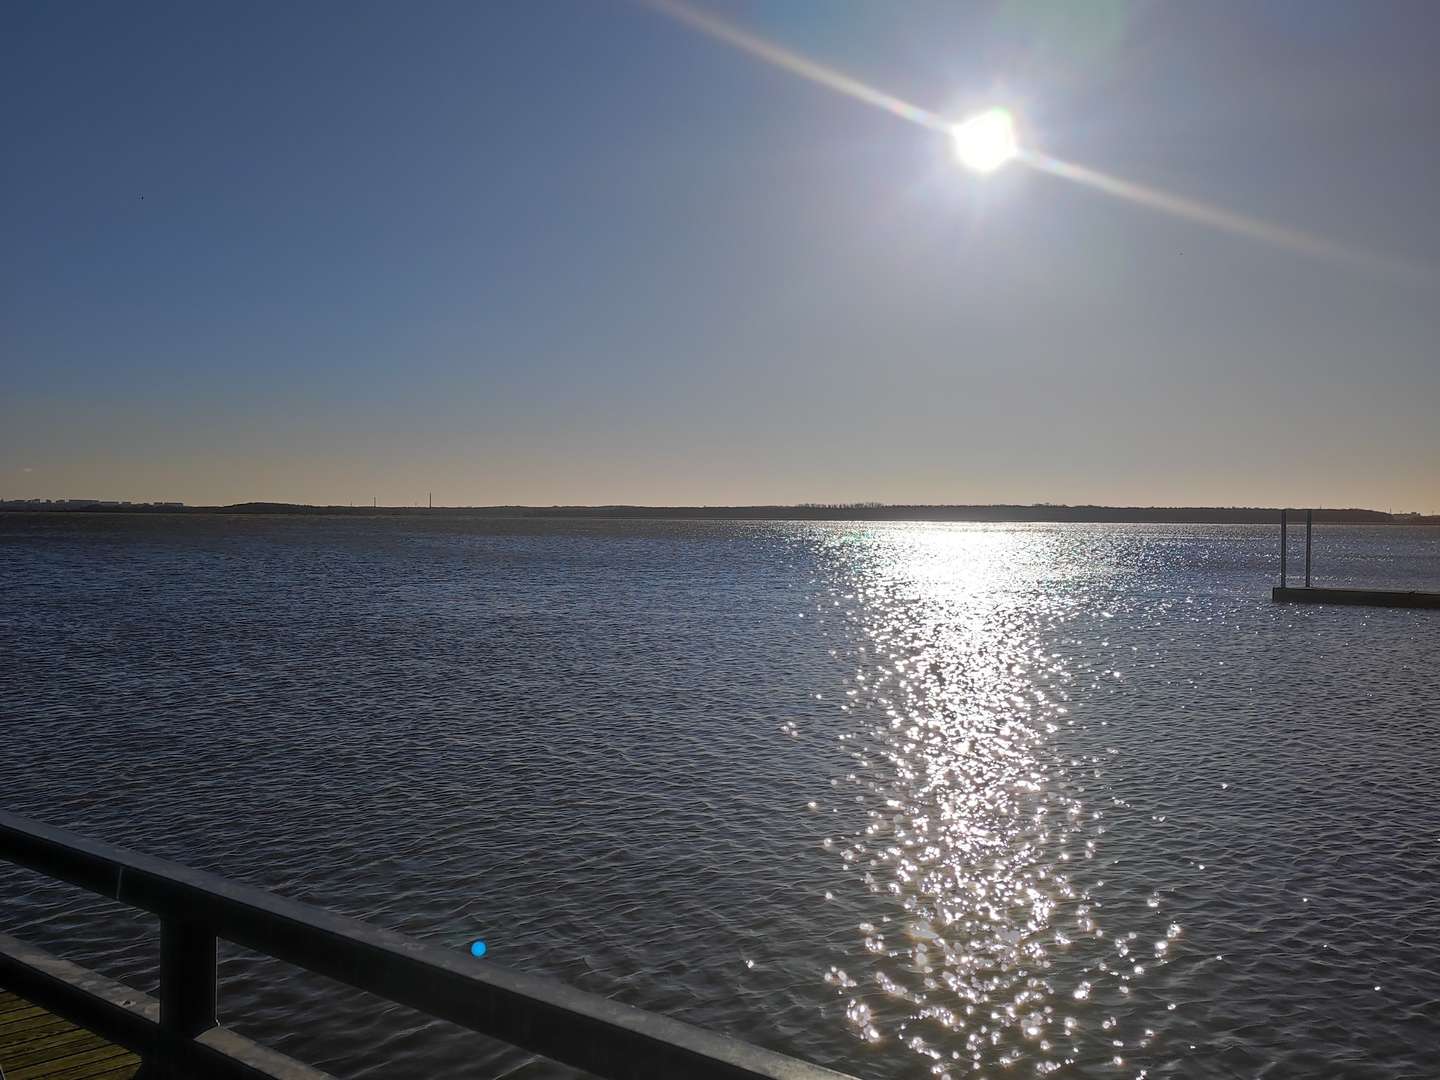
952;109;1019;174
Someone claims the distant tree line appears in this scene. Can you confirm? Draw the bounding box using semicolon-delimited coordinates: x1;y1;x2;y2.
4;501;1435;524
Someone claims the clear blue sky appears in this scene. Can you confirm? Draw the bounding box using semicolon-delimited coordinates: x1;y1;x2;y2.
3;0;1437;509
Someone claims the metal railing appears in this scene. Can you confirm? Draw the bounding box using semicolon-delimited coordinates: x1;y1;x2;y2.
1278;508;1314;588
0;811;856;1080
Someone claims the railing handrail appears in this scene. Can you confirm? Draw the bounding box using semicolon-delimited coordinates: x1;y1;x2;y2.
0;811;855;1080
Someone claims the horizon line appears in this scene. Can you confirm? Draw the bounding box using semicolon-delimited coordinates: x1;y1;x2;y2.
4;498;1436;520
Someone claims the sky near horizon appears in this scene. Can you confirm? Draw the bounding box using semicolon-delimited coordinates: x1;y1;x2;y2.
3;1;1438;511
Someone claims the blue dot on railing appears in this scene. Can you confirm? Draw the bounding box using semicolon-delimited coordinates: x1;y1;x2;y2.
470;939;488;958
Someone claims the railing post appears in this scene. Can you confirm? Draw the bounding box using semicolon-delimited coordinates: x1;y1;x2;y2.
160;917;216;1045
1305;509;1313;587
1279;509;1287;587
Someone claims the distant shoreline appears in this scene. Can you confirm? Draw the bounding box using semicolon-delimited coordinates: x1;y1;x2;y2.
3;502;1436;525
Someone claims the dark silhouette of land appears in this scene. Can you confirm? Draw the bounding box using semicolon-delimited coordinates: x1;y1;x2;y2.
3;500;1436;524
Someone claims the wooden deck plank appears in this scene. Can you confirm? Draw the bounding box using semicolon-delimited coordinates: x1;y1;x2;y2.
0;1008;75;1032
0;989;140;1080
1;1022;78;1041
0;1008;44;1031
82;1067;145;1080
6;1044;136;1080
0;1017;78;1052
0;1008;53;1033
0;998;47;1017
2;1029;111;1069
12;1050;139;1080
0;1010;47;1032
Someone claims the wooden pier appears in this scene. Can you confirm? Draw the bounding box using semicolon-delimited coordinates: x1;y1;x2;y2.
0;811;856;1080
0;988;140;1080
1271;509;1439;609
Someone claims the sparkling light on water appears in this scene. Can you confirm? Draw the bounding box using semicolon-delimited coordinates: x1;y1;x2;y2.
805;525;1178;1076
6;517;1440;1078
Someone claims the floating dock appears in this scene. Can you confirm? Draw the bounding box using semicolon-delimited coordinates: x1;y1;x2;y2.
1270;509;1438;609
1273;586;1440;609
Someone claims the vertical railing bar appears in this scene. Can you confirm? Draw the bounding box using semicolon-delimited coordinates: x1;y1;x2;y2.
160;916;217;1069
1305;508;1313;588
1280;508;1287;587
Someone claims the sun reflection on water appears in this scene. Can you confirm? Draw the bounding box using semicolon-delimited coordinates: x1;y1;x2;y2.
806;525;1175;1077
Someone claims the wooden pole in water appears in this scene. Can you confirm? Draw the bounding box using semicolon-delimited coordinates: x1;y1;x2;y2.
1305;509;1313;587
1280;509;1287;587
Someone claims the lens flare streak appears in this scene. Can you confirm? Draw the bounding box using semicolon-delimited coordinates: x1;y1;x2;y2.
641;0;1432;283
639;0;950;132
1024;150;1432;283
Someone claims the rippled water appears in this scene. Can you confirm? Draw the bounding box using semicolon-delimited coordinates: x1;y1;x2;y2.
2;515;1438;1078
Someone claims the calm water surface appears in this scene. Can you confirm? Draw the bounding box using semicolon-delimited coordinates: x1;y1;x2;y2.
2;515;1438;1079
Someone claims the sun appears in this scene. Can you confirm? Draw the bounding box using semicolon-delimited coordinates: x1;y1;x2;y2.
952;108;1019;173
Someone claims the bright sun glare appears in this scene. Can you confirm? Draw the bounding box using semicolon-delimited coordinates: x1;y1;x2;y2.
952;108;1019;173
